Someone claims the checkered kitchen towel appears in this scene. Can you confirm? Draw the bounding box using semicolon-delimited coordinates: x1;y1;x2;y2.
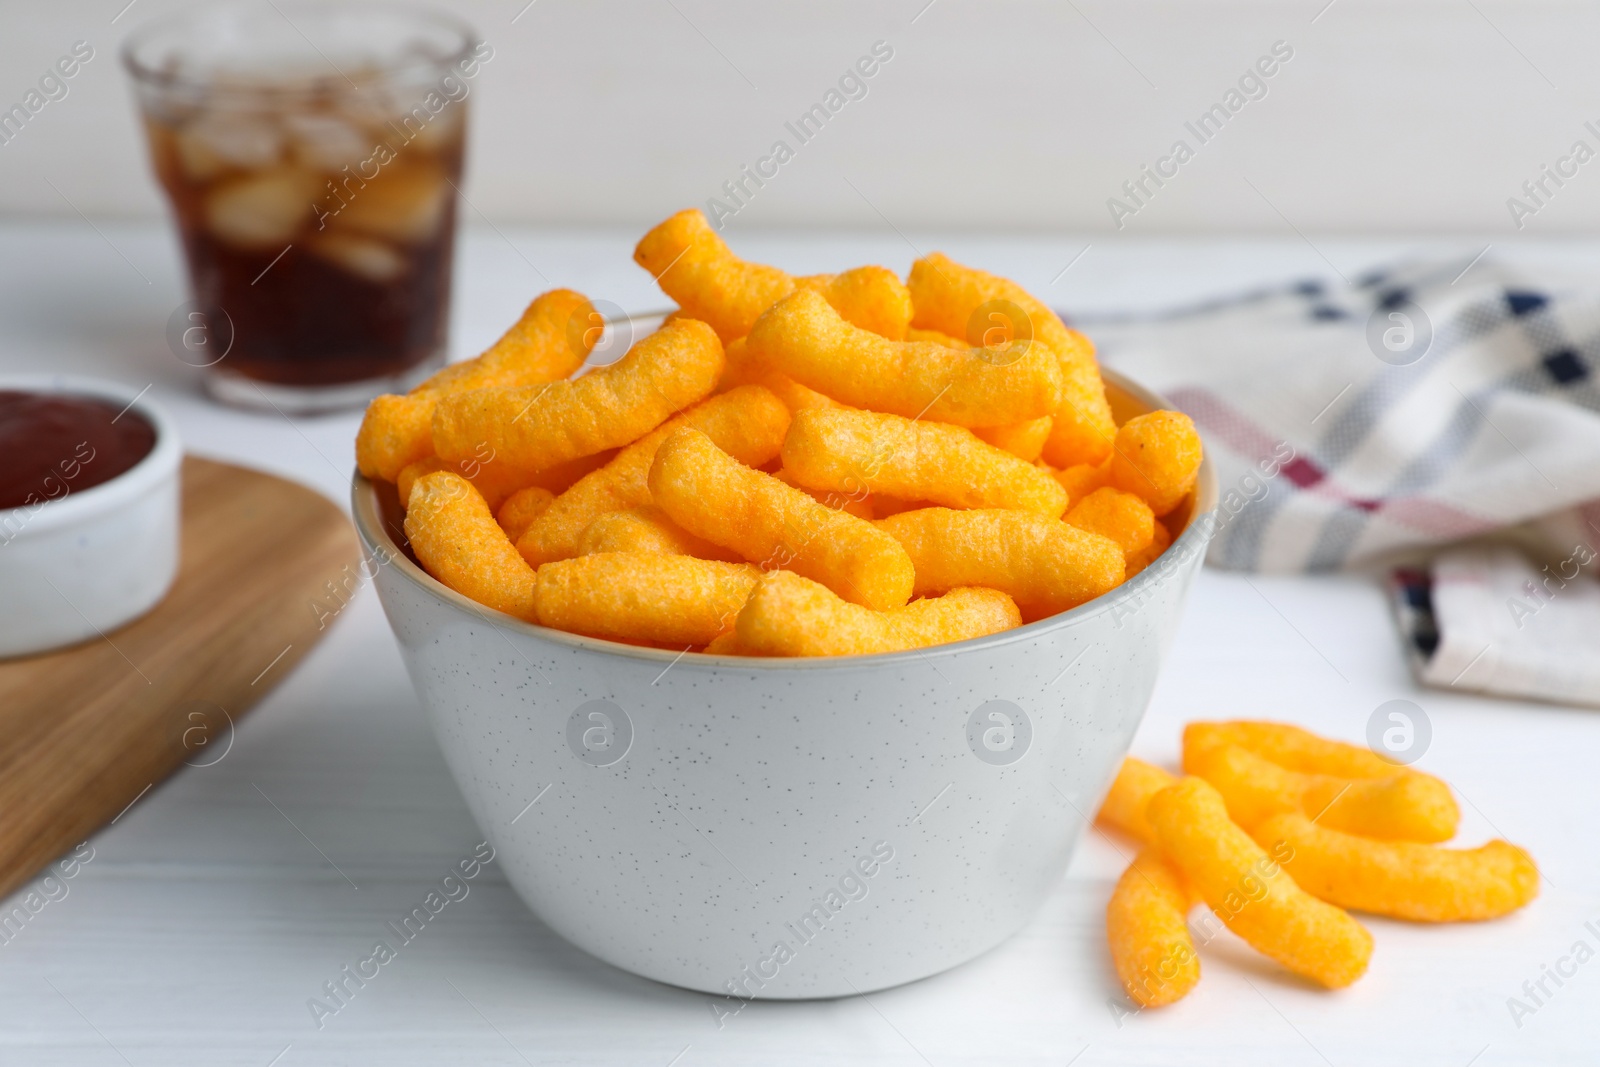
1391;546;1600;708
1079;258;1600;573
1075;258;1600;705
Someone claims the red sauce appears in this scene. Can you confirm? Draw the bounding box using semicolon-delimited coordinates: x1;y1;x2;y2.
0;390;157;510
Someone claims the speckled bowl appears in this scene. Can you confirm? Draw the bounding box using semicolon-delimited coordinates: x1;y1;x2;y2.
353;366;1215;999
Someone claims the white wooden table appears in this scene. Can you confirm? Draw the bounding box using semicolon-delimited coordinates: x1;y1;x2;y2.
0;223;1594;1066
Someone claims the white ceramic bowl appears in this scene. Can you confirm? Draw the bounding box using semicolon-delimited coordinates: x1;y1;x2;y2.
0;376;182;658
354;366;1215;998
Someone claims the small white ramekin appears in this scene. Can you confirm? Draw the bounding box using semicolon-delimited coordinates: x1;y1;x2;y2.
0;376;182;658
355;365;1215;997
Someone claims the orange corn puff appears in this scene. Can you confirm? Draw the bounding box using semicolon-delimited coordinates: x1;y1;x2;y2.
526;450;619;494
397;456;522;513
746;289;1064;428
359;404;448;489
1252;813;1539;923
496;486;556;542
634;209;911;341
876;507;1124;620
1097;757;1179;846
432;317;724;473
974;416;1053;462
1126;518;1172;578
1065;487;1156;558
871;496;936;519
1043;334;1120;470
799;265;913;341
734;570;1018;657
714;336;751;392
397;450;615;513
1148;777;1373;989
404;471;539;623
397;456;458;509
649;428;915;610
1184;720;1459;825
781;408;1068;517
703;630;744;655
1109;411;1203;517
907;252;1116;467
718;336;839;412
1107;846;1200;1008
772;468;874;520
1052;458;1111;508
1185;742;1459;843
357;289;594;481
905;326;966;349
575;505;740;561
1183;720;1416;781
633;210;792;343
517;385;791;566
534;551;760;646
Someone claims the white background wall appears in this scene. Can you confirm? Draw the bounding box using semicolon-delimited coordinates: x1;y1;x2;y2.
4;0;1600;236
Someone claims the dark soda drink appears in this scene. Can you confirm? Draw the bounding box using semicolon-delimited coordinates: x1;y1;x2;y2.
141;102;463;388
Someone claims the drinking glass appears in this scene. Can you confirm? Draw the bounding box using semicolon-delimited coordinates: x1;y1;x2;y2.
124;3;481;412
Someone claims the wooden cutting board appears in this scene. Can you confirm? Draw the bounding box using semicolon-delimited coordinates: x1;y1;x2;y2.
0;456;360;900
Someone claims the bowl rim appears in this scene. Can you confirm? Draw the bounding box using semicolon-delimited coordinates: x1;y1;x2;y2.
0;374;182;535
352;365;1218;671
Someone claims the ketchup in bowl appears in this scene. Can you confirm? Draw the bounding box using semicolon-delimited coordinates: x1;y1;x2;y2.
0;390;157;510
